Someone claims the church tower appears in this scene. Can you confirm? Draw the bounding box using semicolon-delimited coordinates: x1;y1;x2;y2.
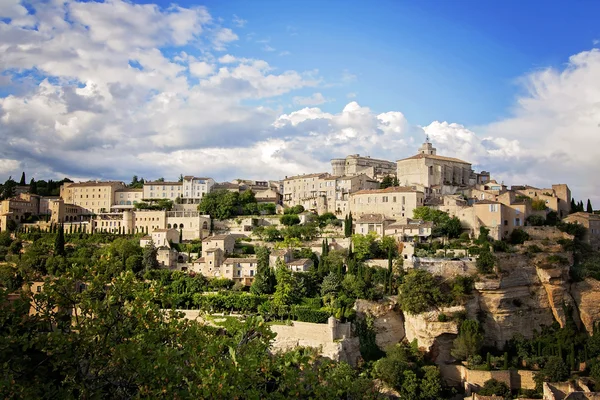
418;135;436;155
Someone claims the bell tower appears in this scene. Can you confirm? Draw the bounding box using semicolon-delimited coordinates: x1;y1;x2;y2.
418;135;436;155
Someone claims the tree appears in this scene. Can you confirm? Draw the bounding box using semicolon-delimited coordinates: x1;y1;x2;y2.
451;319;484;361
352;232;378;261
273;259;301;310
534;356;569;390
397;269;444;314
280;214;300;226
399;370;419;400
320;272;341;297
587;199;593;213
380;175;394;189
476;250;496;274
54;225;66;257
443;217;463;239
420;366;443;400
178;174;184;182
508;228;530;245
19;171;26;186
571;198;577;213
250;247;275;295
478;378;511;399
344;212;353;237
142;241;159;271
29;178;37;194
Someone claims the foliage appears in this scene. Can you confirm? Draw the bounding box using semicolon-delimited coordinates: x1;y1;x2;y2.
531;199;547;211
194;292;269;313
273;259;301;310
354;315;384;361
478;378;511;399
344;212;353;238
320;272;342;297
397;269;445;314
508;228;530;245
197;189;261;219
250;247;275;295
283;205;304;214
451;319;484;361
54;225;66;256
134;199;173;211
291;307;331;323
142;241;159;271
0;269;380;399
534;356;569;390
557;221;587;240
351;231;379;261
476;250;496;274
280;214;300;226
526;214;546;226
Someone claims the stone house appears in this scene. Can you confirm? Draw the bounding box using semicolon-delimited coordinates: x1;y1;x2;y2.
349;186;424;220
353;213;395;236
563;212;600;250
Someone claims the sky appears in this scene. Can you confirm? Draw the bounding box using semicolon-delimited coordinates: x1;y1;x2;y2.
1;0;600;204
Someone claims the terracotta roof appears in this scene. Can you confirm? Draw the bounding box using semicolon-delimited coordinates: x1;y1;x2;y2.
194;257;205;263
141;236;151;240
352;186;422;195
396;153;471;164
356;213;394;223
474;200;501;205
283;172;329;181
287;258;312;266
65;181;125;187
144;181;182;185
223;258;258;264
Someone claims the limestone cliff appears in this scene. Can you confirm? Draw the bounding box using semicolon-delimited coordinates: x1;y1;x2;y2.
571;278;600;335
354;298;406;350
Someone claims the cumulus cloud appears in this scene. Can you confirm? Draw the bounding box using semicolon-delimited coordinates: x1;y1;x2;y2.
189;61;215;77
292;92;329;106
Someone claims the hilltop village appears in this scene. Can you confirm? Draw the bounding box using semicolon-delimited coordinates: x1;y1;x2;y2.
2;140;600;399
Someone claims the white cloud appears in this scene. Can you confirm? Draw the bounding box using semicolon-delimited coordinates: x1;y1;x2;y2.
218;54;237;63
346;92;357;99
292;92;329;106
212;27;238;50
263;45;276;52
279;51;291;56
232;14;246;27
341;69;357;83
189;61;215;77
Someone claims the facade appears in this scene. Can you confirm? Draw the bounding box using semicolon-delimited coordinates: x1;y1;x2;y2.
286;258;313;272
282;172;379;214
397;141;473;196
113;188;143;207
384;218;433;241
143;181;182;202
181;176;215;204
563;212;600;250
330;154;396;180
512;184;571;218
349;186;424;220
222;258;259;285
60;181;127;215
353;213;395;236
202;234;237;258
0;193;41;230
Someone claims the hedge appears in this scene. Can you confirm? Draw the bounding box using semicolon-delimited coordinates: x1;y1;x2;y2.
193;293;268;313
292;306;331;324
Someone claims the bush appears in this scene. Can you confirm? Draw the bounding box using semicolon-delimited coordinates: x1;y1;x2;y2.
193;293;268;313
438;313;448;322
509;228;530;245
292;307;331;323
476;250;496;274
478;378;511;399
280;214;300;226
526;215;545;226
531;199;547;211
493;240;509;252
397;270;445;314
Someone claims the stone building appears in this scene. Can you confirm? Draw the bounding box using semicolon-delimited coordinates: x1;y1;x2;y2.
512;183;571;218
60;181;127;215
563;212;600;250
330;154;396;180
0;193;41;230
142;181;182;202
396;140;473;196
349;186;424;220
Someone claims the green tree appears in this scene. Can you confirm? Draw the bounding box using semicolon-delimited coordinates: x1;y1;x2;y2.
352;231;378;261
534;356;569;390
320;272;341;297
273;259;301;310
380;175;394;189
420;366;443;400
29;178;37;195
443;216;463;239
399;370;420;400
19;171;26;186
54;225;66;257
250;247;275;295
397;269;444;314
478;378;511;399
344;212;353;238
451;319;484;361
476;250;496;274
280;214;300;226
587;199;593;213
142;241;159;271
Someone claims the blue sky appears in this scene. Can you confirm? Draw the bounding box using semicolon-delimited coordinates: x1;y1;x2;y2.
1;0;600;204
189;0;600;125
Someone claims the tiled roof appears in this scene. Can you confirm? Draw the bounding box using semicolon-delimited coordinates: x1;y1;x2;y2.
287;258;312;266
474;200;501;205
356;213;394;223
205;234;232;240
283;172;329;181
115;188;143;192
397;153;471;164
65;181;125;187
223;258;258;264
352;186;421;195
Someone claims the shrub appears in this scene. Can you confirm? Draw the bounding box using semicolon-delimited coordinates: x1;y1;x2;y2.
493;240;509;252
292;306;331;323
459;232;471;242
527;244;543;254
397;270;445;314
526;215;545;226
531;199;547;211
478;378;511;399
476;250;496;274
438;313;448;322
280;214;300;226
509;228;530;245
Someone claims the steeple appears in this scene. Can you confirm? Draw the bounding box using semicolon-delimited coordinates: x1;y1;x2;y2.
418;136;437;155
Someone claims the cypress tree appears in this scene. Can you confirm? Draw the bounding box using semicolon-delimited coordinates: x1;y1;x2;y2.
578;200;584;212
19;172;26;186
587;199;593;213
486;352;492;370
29;178;37;194
54;225;66;256
179;229;183;243
571;199;577;213
503;352;509;370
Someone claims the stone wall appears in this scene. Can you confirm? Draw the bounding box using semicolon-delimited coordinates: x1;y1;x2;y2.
440;364;536;392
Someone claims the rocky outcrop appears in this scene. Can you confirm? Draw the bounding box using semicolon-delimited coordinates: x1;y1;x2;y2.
571;278;600;335
354;298;406;350
403;306;461;363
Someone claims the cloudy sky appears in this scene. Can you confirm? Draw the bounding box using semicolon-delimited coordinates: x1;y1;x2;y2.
1;0;600;204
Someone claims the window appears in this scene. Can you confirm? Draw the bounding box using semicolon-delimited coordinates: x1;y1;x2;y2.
489;204;498;212
504;220;508;226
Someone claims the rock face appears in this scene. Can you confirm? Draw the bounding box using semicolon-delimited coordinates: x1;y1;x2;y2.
354;298;406;350
403;306;461;363
571;278;600;335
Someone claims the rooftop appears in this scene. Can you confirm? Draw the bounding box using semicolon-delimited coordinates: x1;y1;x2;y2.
352;186;421;195
65;181;126;187
283;172;329;181
396;153;471;165
356;213;395;223
287;258;312;266
144;181;182;185
223;257;258;264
